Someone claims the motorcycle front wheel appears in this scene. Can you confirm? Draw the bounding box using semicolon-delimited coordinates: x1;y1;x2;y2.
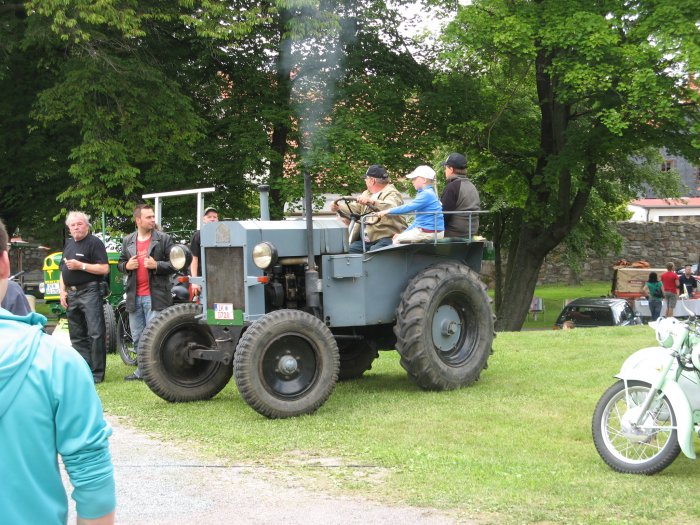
592;379;681;475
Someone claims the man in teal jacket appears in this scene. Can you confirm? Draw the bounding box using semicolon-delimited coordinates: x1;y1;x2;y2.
0;219;116;524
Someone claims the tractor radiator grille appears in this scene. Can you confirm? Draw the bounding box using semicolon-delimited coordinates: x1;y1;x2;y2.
205;247;245;311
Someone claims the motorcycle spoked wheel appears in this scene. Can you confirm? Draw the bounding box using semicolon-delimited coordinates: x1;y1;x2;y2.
116;305;137;366
592;379;681;475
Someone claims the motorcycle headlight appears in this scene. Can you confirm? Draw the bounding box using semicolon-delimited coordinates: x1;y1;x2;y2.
655;317;678;348
169;244;192;271
252;242;277;270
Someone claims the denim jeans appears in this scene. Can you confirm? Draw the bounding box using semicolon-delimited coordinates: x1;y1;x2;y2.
649;298;662;322
129;295;157;377
348;237;394;254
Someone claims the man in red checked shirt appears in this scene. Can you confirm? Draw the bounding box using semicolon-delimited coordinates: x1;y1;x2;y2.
117;204;175;381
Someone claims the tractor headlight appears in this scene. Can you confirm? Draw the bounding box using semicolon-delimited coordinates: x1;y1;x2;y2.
169;244;192;271
252;242;277;269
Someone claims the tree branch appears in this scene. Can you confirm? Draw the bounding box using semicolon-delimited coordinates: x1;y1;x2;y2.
0;3;26;16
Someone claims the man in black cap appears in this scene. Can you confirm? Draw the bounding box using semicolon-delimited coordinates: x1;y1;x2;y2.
331;164;406;253
190;206;219;295
440;152;480;238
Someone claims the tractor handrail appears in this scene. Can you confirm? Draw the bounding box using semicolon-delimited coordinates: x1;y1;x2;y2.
359;210;489;252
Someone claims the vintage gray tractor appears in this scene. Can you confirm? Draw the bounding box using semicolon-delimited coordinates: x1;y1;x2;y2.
139;181;495;418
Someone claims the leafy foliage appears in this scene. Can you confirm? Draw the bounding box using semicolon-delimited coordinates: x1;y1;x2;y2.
435;0;700;329
3;0;700;331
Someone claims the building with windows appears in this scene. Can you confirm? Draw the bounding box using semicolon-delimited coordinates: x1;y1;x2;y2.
628;197;700;223
647;148;700;198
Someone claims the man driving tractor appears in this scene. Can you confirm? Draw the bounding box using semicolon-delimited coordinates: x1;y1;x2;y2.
330;164;406;253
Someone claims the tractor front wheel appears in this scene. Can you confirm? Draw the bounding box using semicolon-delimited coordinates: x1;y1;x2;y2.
140;303;232;402
234;309;339;418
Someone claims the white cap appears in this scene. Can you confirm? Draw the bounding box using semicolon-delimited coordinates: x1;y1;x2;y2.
406;165;436;180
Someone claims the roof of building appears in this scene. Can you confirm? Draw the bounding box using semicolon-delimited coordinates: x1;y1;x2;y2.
630;198;700;208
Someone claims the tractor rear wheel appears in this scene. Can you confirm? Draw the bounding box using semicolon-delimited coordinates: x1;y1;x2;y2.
395;262;494;390
140;303;232;402
234;309;339;419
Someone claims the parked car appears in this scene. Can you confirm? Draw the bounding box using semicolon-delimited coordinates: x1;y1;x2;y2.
554;297;641;329
676;263;698;275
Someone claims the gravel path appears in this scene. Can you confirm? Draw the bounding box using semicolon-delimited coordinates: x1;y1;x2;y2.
61;416;472;524
52;322;472;524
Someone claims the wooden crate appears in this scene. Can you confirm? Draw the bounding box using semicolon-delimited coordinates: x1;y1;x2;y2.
612;267;665;298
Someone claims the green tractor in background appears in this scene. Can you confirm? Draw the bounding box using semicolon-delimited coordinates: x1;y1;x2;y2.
42;251;124;355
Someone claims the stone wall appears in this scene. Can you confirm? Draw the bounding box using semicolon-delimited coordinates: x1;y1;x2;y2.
537;222;700;285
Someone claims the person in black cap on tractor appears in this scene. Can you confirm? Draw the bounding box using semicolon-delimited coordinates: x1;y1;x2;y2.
330;164;407;253
439;152;480;238
190;206;219;296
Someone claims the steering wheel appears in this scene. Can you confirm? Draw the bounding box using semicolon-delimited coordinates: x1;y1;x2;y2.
333;197;380;226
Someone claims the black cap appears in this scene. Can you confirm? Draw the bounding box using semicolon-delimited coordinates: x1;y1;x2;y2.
203;206;218;215
364;164;388;179
440;152;467;169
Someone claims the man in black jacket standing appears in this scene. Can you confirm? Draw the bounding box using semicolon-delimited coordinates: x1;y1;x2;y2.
439;152;480;238
118;204;175;381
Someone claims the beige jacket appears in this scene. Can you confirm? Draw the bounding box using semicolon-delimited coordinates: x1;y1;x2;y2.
349;184;407;243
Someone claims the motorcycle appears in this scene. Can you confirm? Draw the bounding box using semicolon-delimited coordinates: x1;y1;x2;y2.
592;296;700;474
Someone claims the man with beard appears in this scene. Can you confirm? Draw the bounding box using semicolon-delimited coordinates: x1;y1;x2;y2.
118;204;175;381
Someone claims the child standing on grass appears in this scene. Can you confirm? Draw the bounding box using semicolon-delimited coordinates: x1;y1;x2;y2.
376;165;445;244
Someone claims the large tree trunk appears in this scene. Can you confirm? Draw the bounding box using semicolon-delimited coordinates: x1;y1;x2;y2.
495;227;551;331
492;47;595;331
492;211;505;313
268;9;293;219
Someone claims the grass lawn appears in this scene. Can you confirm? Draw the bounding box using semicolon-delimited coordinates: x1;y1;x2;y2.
34;300;53;318
97;324;700;525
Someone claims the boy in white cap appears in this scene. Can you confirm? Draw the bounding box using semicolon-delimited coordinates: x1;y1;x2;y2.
376;165;445;244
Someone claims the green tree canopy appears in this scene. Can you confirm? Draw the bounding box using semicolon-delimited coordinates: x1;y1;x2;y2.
1;0;446;239
435;0;700;330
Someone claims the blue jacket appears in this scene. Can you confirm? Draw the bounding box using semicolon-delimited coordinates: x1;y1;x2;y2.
389;186;445;231
0;309;115;524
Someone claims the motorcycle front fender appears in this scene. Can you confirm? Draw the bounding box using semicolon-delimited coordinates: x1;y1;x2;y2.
616;357;696;459
618;346;672;376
